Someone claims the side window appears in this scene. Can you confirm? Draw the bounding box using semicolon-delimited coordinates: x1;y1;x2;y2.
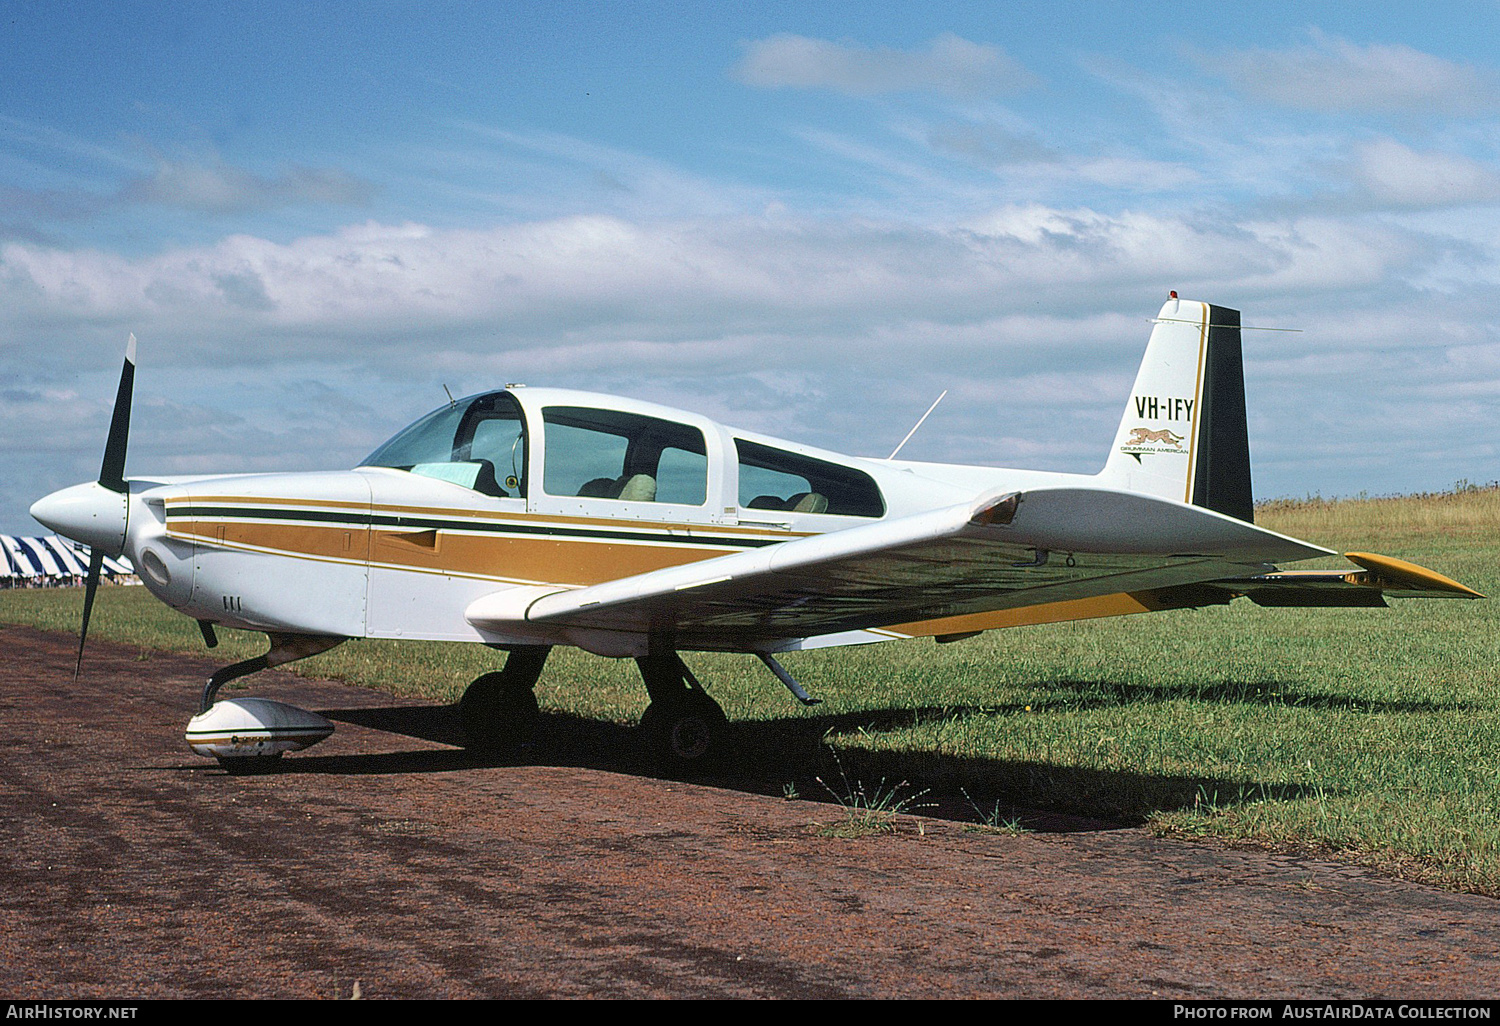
468;418;524;471
544;421;631;497
655;446;708;506
735;439;884;518
542;407;708;505
739;459;812;509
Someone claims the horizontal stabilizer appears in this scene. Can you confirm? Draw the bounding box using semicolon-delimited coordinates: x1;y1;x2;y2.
1205;551;1482;607
1342;552;1483;598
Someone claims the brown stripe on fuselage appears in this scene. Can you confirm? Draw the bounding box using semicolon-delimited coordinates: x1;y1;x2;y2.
368;528;732;585
169;517;738;587
170;520;371;563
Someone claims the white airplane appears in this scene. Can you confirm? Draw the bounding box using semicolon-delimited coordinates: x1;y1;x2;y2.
31;296;1481;770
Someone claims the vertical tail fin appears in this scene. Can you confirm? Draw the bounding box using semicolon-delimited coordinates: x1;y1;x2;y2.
1099;298;1253;523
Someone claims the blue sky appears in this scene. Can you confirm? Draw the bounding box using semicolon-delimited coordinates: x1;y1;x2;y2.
3;1;1498;534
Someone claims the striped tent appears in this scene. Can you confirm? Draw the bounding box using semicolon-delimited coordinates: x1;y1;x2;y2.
0;535;134;583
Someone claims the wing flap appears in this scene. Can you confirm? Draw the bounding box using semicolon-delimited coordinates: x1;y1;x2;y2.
466;487;1334;646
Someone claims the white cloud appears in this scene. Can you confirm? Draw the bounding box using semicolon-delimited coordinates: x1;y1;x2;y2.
0;119;375;224
0;205;1434;363
1344;138;1500;208
924;121;1202;193
442;123;770;221
1207;31;1499;115
121;157;376;213
732;33;1036;98
2;199;1494;531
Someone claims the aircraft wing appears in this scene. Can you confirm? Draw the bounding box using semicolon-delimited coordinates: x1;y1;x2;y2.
465;487;1405;649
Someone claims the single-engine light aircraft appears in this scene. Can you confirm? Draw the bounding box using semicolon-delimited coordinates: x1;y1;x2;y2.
32;296;1481;769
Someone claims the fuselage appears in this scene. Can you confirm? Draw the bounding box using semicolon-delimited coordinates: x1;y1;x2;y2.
35;385;1098;650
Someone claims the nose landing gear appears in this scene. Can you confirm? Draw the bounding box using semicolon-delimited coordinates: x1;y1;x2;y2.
191;632;346;771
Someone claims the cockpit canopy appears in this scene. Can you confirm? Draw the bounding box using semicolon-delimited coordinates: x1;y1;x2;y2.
360;388;884;518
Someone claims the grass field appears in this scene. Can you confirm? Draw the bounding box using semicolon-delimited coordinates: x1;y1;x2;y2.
4;486;1497;892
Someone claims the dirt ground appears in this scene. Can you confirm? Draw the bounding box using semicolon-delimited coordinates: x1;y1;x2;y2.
2;624;1499;1000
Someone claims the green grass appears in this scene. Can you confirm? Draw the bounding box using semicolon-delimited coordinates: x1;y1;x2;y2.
4;486;1497;891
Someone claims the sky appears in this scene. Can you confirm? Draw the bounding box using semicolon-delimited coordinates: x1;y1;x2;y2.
3;1;1498;535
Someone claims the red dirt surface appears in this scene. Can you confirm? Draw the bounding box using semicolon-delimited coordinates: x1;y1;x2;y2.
3;624;1499;1000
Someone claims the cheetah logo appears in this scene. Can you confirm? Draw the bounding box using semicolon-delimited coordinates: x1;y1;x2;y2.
1125;428;1185;448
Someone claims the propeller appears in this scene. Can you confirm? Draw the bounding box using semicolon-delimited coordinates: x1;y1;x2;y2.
74;333;136;677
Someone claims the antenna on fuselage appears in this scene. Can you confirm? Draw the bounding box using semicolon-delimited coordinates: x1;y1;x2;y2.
443;384;456;408
887;389;948;460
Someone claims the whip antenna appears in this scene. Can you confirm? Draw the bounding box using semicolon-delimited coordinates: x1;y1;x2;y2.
888;390;948;460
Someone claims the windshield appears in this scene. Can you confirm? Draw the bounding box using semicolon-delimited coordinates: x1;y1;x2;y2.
360;391;527;497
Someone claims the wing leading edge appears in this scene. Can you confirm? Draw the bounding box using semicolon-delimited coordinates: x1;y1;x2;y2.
465;487;1353;650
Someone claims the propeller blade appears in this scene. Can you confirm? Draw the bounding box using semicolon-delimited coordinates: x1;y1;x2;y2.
75;547;105;679
98;333;136;493
77;331;135;676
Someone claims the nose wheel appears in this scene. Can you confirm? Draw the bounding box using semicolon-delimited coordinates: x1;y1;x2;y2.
636;649;727;770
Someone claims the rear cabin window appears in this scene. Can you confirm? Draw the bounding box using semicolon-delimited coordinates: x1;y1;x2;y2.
542;407;708;505
735;439;884;518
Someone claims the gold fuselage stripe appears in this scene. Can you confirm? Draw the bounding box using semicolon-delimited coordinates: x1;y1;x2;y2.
173;519;740;587
165;498;786;588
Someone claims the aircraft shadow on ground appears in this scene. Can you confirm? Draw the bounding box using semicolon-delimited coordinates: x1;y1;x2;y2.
300;687;1344;833
1033;677;1468;716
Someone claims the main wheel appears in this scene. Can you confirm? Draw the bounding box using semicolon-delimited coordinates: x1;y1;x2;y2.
458;647;550;753
640;689;727;768
460;671;541;752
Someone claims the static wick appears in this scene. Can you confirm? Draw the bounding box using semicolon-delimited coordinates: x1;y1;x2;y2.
888;389;948;460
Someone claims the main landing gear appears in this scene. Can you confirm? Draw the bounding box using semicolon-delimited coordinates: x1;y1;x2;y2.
459;645;551;753
636;648;728;770
460;642;824;772
458;644;729;769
